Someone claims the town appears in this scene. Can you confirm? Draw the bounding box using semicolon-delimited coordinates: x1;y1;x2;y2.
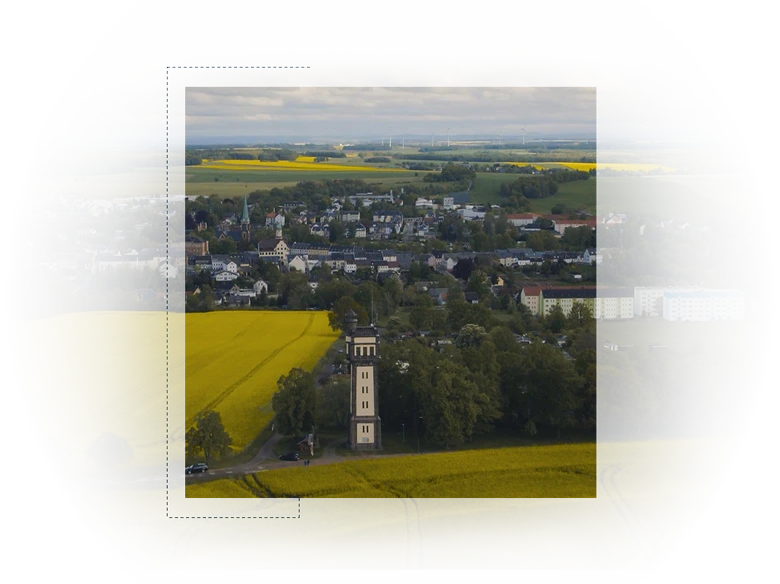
8;180;775;330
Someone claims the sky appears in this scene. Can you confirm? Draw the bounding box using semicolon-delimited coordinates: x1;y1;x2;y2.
41;0;775;142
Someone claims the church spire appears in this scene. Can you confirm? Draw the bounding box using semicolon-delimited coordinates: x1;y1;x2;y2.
240;193;250;226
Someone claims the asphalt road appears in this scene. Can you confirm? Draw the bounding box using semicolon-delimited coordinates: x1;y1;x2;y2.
56;434;413;493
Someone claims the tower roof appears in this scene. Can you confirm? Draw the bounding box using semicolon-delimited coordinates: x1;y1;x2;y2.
240;195;250;224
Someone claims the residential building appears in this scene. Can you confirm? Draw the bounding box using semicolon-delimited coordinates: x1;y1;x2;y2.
211;256;238;273
215;270;239;282
253;279;269;295
552;218;597;234
539;287;634;320
185;235;209;256
507;213;539;227
634;286;671;316
340;210;361;223
158;262;178;279
662;289;745;322
288;255;307;273
584;248;601;265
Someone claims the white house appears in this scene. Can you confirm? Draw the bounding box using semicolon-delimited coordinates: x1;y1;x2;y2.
289;255;308;273
340;210;361;223
583;249;602;265
253;279;269;295
211;256;238;273
215;270;239;282
158;262;178;278
265;212;285;227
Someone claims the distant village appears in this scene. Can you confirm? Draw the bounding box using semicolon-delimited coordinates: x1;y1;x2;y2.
179;190;744;323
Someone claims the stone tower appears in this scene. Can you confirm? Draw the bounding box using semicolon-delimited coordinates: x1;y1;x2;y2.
345;309;382;450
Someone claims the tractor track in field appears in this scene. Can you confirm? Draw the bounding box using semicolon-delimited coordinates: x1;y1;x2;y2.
599;467;663;570
185;313;316;427
347;467;424;570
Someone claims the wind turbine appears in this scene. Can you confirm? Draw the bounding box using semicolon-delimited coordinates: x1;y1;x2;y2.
447;127;450;147
520;127;527;146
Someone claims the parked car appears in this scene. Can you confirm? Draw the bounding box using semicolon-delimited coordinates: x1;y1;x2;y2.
279;452;300;461
185;462;209;474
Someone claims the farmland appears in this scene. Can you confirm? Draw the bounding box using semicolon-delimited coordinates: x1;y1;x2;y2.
524;177;767;223
199;158;407;173
64;438;746;570
8;311;336;474
469;171;597;212
592;319;775;351
185;166;421;198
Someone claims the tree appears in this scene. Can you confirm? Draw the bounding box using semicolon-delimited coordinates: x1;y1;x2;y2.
567;302;593;329
272;368;318;436
84;432;133;476
418;360;485;448
452;258;475;280
185;411;232;465
500;342;581;437
455;324;488;349
319;376;351;430
545;305;567;334
328;296;368;332
36;435;73;479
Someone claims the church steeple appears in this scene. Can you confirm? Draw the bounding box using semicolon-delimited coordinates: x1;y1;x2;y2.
241;195;250;226
240;193;250;241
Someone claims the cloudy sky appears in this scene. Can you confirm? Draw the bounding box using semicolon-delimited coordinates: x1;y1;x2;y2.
41;0;775;141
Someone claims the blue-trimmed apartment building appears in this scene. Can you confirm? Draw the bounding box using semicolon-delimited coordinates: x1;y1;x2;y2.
663;288;745;322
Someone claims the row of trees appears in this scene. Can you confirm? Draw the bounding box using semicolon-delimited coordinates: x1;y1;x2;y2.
378;325;772;446
34;411;233;478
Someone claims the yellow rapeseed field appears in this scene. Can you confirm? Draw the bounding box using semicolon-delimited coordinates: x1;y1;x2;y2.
64;438;745;570
8;311;336;473
198;159;405;173
508;162;675;172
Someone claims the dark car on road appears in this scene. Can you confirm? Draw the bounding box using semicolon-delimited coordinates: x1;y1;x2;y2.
185;463;209;474
279;452;300;461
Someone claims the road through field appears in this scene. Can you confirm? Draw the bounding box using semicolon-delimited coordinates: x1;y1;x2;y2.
56;434;417;493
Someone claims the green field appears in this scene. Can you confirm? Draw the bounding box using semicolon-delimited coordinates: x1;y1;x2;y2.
469;173;596;213
64;438;746;570
591;319;775;351
531;177;766;223
185;166;423;197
